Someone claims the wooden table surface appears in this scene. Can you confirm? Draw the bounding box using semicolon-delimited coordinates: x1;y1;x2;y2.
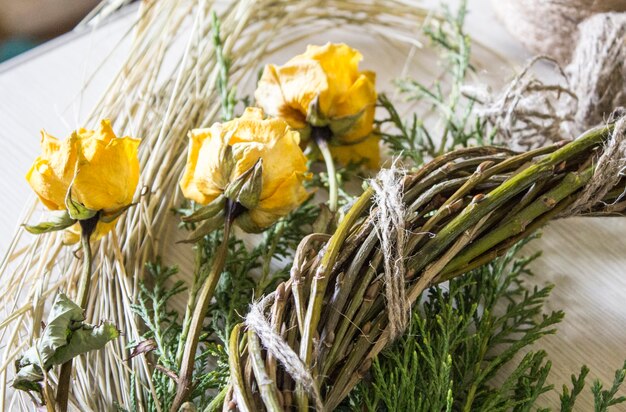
1;1;624;410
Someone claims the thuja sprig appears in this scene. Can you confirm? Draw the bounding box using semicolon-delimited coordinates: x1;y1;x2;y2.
347;238;561;411
556;361;626;412
592;360;626;411
559;365;590;412
377;93;430;165
131;261;184;372
211;11;236;121
378;0;493;165
129;261;186;411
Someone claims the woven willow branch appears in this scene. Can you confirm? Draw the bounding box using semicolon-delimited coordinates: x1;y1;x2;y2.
233;119;626;411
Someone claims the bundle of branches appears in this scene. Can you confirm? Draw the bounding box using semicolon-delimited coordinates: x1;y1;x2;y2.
228;118;626;411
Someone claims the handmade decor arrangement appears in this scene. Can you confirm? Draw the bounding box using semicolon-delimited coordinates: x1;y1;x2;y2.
1;1;625;411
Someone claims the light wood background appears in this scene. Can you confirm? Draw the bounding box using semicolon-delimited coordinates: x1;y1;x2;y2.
0;1;624;410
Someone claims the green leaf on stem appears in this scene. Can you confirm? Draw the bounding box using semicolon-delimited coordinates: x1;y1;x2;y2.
13;294;118;397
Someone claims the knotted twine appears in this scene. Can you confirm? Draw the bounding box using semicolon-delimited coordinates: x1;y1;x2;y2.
491;0;626;64
566;115;626;215
567;13;626;136
243;164;412;410
245;294;325;411
471;12;626;150
369;165;410;340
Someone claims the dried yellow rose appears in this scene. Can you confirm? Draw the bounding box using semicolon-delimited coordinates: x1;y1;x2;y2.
255;42;379;168
180;107;310;233
25;119;140;240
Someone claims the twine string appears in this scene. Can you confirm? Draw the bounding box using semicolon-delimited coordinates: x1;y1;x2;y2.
369;165;410;340
245;295;325;411
472;12;625;150
567;13;626;136
567;116;626;215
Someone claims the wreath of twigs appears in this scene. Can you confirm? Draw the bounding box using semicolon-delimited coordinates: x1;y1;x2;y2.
5;1;621;411
233;118;626;411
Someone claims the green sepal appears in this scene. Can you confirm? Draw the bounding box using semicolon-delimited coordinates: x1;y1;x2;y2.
306;94;367;140
23;211;76;234
234;212;265;234
12;294;119;395
328;109;365;139
224;159;263;210
297;125;312;145
182;195;227;223
65;188;98;220
100;203;136;223
180;209;226;243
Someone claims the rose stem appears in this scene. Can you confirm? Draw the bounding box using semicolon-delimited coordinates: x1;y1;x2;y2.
56;215;98;412
312;127;339;212
170;201;236;411
174;241;207;366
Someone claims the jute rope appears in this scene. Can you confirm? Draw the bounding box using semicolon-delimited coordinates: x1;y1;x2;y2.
472;11;625;150
369;165;410;340
491;0;626;64
567;116;626;215
567;12;626;136
245;295;325;411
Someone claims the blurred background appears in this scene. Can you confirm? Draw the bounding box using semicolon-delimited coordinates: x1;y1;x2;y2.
0;0;109;62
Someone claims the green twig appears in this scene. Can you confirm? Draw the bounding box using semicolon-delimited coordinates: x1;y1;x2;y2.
170;204;235;411
247;329;282;411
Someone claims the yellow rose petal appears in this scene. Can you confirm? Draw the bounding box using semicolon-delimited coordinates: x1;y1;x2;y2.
255;43;379;167
300;43;363;114
72;133;140;212
180;127;226;205
330;134;381;169
255;62;326;130
26;131;79;210
179;108;310;232
26;121;141;215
